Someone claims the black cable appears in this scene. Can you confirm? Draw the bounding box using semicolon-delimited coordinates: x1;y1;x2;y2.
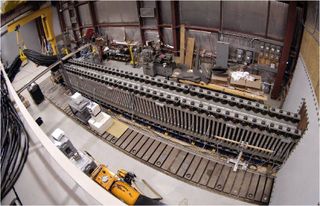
23;49;58;66
1;71;30;200
10;186;22;206
4;56;22;82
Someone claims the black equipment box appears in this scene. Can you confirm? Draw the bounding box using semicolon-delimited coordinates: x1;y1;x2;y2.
27;83;44;105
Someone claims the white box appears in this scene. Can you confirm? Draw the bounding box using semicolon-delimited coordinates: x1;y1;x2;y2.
71;92;83;105
88;112;113;135
51;128;65;141
86;102;101;116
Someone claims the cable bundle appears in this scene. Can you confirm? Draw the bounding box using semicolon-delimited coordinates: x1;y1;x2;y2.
23;49;58;66
1;71;29;199
4;56;22;82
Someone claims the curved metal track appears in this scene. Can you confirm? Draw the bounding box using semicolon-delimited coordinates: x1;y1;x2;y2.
61;59;304;165
67;59;301;124
39;78;275;205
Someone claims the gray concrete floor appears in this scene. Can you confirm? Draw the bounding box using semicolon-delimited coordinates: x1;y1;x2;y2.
3;61;250;205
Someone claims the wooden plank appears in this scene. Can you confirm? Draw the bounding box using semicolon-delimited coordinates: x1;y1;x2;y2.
131;136;149;155
136;138;154;158
169;150;187;174
246;173;260;200
184;37;195;69
230;170;245;196
214;166;231;191
207;163;223;189
254;176;266;202
111;129;131;144
199;161;216;185
179;24;186;64
184;156;201;180
106;134;114;142
261;177;273;204
191;158;209;183
300;30;320;102
63;105;69;112
239;172;253;198
161;148;180;170
142;141;160;161
102;133;108;139
223;170;237;194
156;145;173;167
120;131;138;149
179;79;267;102
114;129;133;146
177;153;194;177
148;143;166;165
125;133;143;152
107;119;128;138
110;136;117;144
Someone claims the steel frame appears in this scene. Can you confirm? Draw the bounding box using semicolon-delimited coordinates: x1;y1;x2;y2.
62;59;305;166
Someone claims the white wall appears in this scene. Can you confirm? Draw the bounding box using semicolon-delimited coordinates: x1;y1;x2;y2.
270;56;320;205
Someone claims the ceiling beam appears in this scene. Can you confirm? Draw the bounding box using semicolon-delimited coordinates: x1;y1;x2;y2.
56;2;66;33
170;1;180;53
136;0;145;44
265;1;271;38
155;1;163;42
88;1;98;33
271;1;297;99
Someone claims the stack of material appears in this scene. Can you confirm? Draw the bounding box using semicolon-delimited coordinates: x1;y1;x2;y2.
23;49;58;66
230;71;262;90
5;56;22;81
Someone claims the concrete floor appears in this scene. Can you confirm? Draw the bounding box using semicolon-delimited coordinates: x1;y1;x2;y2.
3;61;250;205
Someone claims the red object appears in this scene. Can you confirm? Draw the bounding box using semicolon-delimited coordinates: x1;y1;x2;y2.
85;28;95;39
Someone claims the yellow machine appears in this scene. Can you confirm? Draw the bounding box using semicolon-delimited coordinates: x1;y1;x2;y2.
0;0;26;14
16;30;27;62
127;42;138;67
7;6;57;55
129;45;135;66
91;165;141;205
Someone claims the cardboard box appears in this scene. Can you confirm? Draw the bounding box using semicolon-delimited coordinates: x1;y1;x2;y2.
230;77;246;87
211;75;229;85
246;74;262;90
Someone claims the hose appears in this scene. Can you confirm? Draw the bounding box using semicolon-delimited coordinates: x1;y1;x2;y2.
1;71;30;199
23;49;58;66
4;56;22;82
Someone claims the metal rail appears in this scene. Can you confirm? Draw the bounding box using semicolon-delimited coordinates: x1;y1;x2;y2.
60;61;303;164
67;58;301;124
39;78;275;205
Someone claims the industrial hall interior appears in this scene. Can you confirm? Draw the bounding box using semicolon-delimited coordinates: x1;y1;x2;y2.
0;0;319;205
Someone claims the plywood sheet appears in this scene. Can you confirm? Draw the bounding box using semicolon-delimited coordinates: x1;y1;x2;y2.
300;30;319;103
185;37;195;69
106;119;128;138
180;24;186;64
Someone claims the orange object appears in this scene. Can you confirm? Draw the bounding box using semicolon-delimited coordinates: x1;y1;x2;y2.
91;165;140;205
